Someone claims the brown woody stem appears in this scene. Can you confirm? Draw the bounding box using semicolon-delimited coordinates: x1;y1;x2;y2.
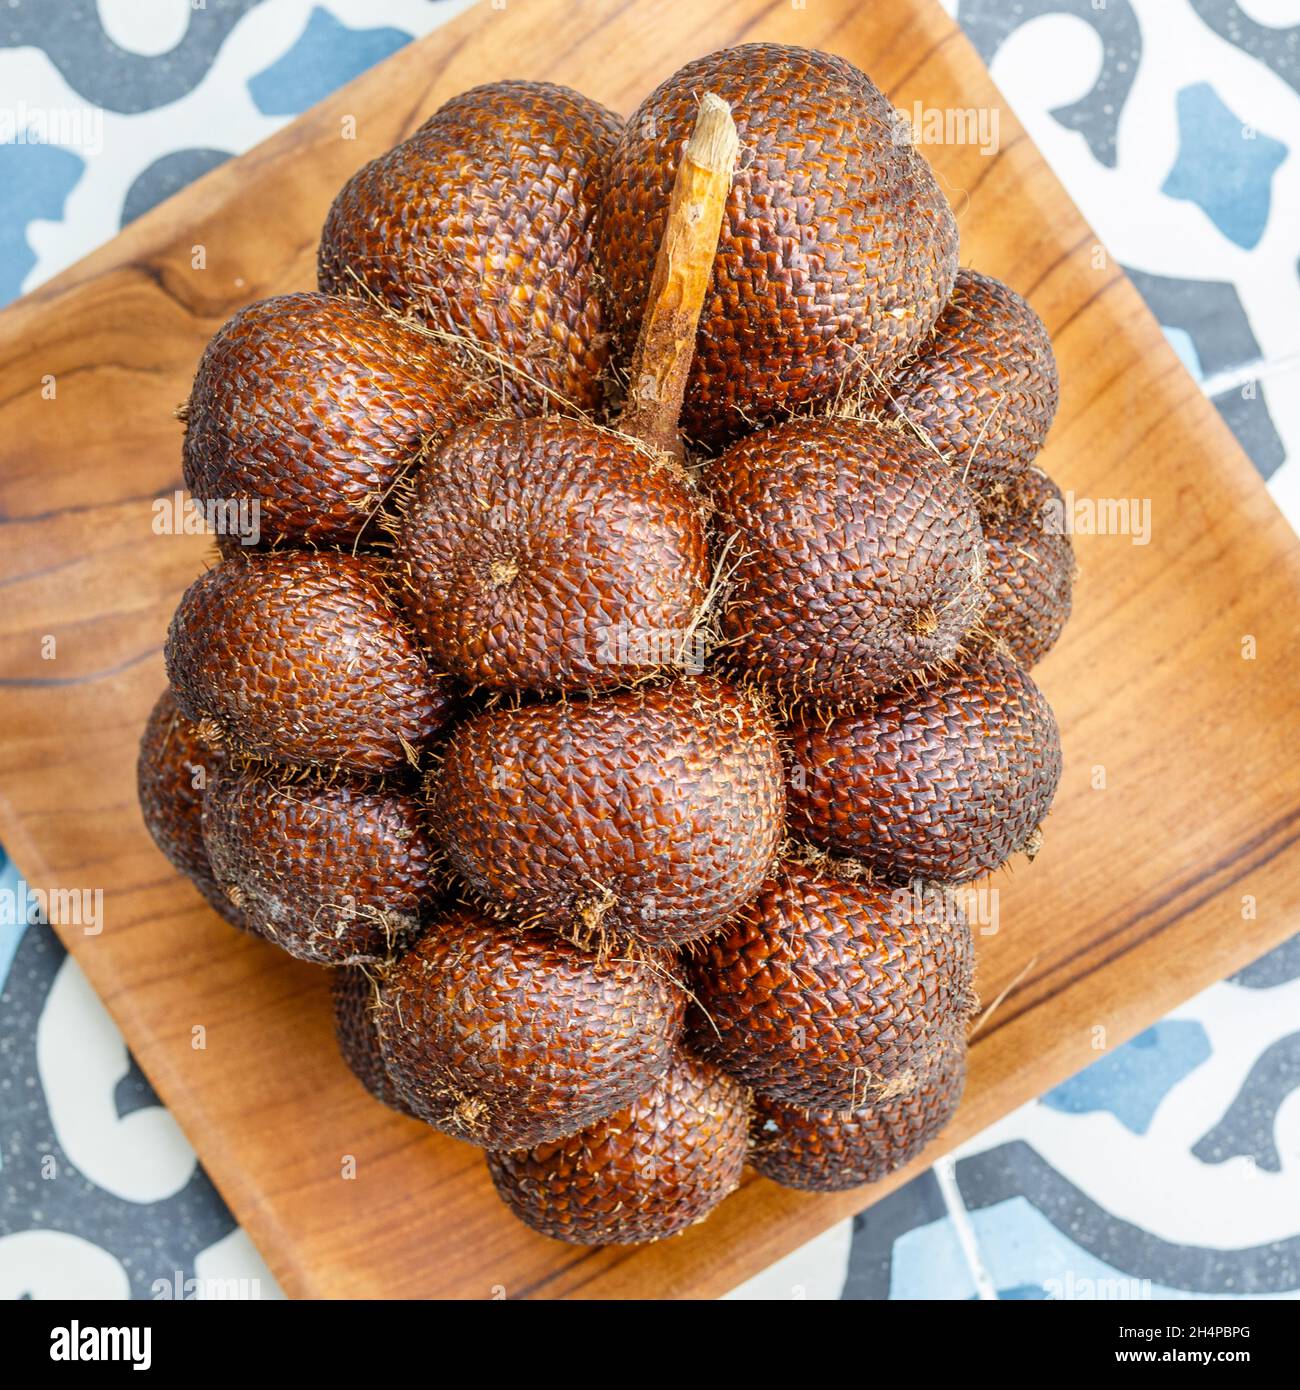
618;92;739;459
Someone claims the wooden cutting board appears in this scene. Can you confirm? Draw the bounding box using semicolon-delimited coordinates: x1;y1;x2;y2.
2;0;1298;1300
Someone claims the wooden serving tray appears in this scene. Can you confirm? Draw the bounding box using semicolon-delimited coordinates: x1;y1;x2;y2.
2;0;1298;1300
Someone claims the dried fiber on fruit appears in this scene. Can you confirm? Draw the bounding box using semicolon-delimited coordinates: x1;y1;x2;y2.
429;675;785;947
750;1035;967;1192
598;43;958;446
976;468;1074;667
690;860;975;1110
396;417;709;692
202;764;439;965
181;292;499;549
137;688;247;932
375;907;686;1149
319;81;621;413
165;551;456;774
146;45;1074;1249
788;651;1062;882
330;966;419;1118
710;417;986;705
882;269;1059;505
487;1050;748;1245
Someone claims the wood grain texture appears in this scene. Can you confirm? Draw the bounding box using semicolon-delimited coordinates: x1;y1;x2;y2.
2;0;1299;1300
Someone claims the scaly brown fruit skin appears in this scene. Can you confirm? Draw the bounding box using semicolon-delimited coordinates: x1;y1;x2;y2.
430;675;786;947
882;269;1059;505
396;417;708;693
165;551;456;774
598;44;959;447
788;652;1062;883
201;764;439;965
976;468;1074;667
375;907;685;1149
690;861;974;1111
136;688;248;932
710;417;986;705
181;293;498;549
750;1035;966;1192
330;966;420;1118
319;82;620;414
487;1050;748;1245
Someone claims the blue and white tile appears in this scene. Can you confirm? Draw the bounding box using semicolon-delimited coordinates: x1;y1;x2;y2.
1;0;476;295
958;0;1300;527
0;864;284;1297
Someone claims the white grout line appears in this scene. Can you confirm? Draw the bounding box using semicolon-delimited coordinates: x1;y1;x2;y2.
933;1156;1000;1301
1198;351;1300;399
